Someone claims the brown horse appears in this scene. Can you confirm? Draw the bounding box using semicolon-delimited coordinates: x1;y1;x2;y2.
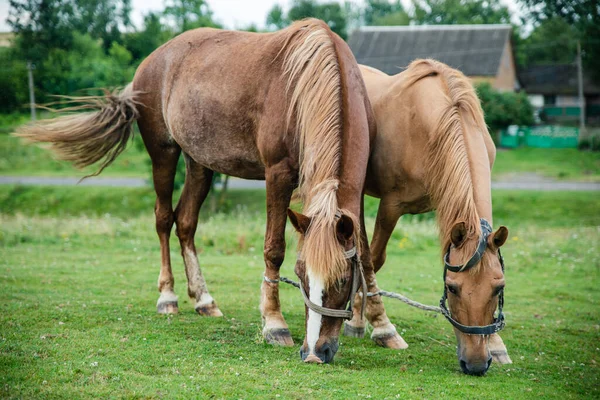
345;59;512;375
16;19;398;364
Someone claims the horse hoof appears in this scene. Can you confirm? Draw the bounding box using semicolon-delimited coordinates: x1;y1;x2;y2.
343;323;365;338
264;328;294;346
491;350;513;364
157;301;179;314
195;301;224;317
371;327;408;349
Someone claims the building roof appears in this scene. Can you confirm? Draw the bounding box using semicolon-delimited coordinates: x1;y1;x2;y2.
347;24;512;77
518;64;600;96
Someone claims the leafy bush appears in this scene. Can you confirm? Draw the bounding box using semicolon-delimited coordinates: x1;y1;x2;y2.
40;33;135;97
475;82;535;134
0;48;29;113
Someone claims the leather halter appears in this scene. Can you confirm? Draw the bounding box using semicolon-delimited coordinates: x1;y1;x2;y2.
298;246;367;320
439;219;506;335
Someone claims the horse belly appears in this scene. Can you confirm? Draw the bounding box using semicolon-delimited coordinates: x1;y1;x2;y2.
168;98;266;180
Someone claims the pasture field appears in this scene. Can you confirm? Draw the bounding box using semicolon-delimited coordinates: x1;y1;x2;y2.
2;131;600;182
1;188;598;399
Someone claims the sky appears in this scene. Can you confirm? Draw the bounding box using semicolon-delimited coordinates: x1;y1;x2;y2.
0;0;521;33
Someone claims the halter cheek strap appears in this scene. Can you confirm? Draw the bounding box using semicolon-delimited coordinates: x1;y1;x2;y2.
439;219;506;335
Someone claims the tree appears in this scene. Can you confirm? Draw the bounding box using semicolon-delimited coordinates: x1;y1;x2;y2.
412;0;511;25
124;12;173;62
266;4;287;30
0;47;29;113
69;0;125;50
163;0;221;33
265;0;348;39
7;0;75;66
518;0;600;81
41;33;135;96
476;82;534;134
516;17;579;67
363;0;409;26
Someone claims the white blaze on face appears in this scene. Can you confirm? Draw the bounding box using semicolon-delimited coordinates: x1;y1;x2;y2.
306;269;324;355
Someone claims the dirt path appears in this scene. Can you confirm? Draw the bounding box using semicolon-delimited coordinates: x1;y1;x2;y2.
0;174;599;191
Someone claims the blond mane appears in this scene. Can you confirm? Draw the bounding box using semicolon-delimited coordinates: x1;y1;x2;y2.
402;59;490;263
282;19;352;285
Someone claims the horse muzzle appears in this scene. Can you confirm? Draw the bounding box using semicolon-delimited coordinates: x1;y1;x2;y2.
300;339;339;364
459;356;493;376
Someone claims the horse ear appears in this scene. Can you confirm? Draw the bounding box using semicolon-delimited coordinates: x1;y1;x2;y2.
490;226;509;248
450;222;467;247
287;209;311;235
335;214;354;242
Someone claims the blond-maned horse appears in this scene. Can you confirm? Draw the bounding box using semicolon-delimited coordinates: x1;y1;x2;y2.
345;59;512;375
16;19;400;364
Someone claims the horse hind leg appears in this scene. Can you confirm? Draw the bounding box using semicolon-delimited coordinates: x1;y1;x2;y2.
148;140;181;314
175;156;222;317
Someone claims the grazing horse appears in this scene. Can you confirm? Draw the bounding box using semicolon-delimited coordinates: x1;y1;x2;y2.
345;59;512;375
16;19;398;364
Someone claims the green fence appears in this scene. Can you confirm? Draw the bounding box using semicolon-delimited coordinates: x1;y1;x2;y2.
500;126;580;148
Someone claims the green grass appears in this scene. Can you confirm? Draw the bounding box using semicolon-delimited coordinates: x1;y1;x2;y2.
0;132;150;178
492;147;600;182
2;120;599;182
2;186;599;228
1;188;599;398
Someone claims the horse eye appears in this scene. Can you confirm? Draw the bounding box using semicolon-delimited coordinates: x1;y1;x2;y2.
447;285;459;295
339;278;348;286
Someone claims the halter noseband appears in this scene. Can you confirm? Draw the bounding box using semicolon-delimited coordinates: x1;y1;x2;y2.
297;246;367;320
439;218;506;335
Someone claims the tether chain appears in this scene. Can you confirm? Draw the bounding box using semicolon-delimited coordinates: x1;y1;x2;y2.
276;276;442;314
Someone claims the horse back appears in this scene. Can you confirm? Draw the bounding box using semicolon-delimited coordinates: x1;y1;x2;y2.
132;28;291;179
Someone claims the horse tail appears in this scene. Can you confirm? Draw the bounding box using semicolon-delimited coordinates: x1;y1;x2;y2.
281;19;348;286
15;84;140;178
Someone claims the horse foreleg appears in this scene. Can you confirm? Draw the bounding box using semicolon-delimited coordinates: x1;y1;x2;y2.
261;164;295;346
371;196;403;273
175;159;222;316
489;333;513;364
345;197;408;349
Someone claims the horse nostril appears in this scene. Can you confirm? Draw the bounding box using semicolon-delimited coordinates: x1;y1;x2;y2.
460;359;490;376
299;347;308;361
460;359;469;374
316;341;339;364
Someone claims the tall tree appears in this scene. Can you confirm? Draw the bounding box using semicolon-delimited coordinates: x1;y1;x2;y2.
124;12;173;62
266;4;287;30
163;0;221;33
70;0;124;50
412;0;511;25
518;0;599;80
516;17;579;67
265;0;348;39
7;0;75;65
363;0;409;25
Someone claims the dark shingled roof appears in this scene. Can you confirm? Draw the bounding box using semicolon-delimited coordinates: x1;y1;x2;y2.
518;64;600;96
348;25;512;77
